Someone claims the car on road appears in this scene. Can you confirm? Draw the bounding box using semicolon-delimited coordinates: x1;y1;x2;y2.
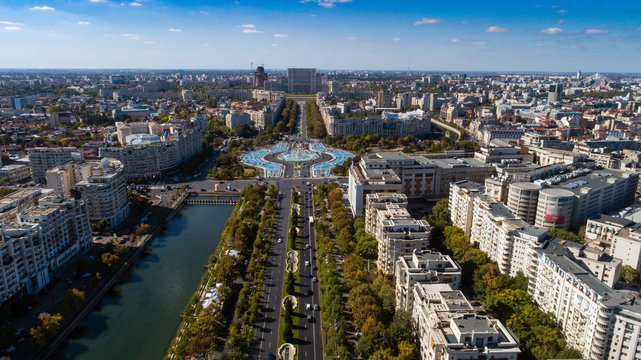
313;277;318;283
304;261;310;267
306;273;312;278
278;238;282;243
306;303;312;310
314;304;320;311
307;314;314;322
305;243;311;249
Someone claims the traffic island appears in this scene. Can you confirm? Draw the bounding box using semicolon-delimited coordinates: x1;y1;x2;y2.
282;295;298;311
278;343;296;360
285;250;299;273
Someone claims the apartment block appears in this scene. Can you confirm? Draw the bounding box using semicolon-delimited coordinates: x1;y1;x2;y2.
394;250;461;312
28;147;80;184
533;245;638;360
348;151;494;216
448;180;484;238
17;195;92;271
101;123;203;179
0;222;49;304
74;159;130;228
0;164;30;183
411;283;520;360
364;194;430;275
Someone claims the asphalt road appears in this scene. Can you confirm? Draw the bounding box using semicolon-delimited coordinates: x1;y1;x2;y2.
296;183;323;360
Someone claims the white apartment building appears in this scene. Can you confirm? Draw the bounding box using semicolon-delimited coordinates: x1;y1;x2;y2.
533;247;639;360
17;195;92;271
470;196;548;280
0;222;49;304
74;159;130;228
225;112;251;129
449;180;484;238
365;196;430;275
412;283;520;360
101;123;203;179
364;193;430;274
115;121;163;145
364;193;408;235
0;164;30;183
394;250;461;312
28;147;80;184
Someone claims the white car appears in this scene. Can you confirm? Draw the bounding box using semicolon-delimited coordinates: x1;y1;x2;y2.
305;261;310;267
306;303;312;310
278;238;283;243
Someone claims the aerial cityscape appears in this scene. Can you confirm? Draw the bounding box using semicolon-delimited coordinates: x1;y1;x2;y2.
1;1;641;360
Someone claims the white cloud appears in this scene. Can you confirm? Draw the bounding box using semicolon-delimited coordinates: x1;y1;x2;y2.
121;33;141;40
273;33;289;38
584;29;608;34
129;2;142;6
168;28;182;32
536;43;544;47
460;21;468;25
540;27;563;35
451;38;462;43
486;26;509;33
392;37;400;42
557;9;567;14
558;19;565;24
270;43;279;47
0;21;24;26
30;6;55;11
242;29;263;34
199;11;209;15
3;26;21;31
78;21;90;25
143;40;155;44
473;41;486;46
414;18;440;26
203;43;211;47
239;24;255;28
89;0;107;2
301;0;352;8
344;36;357;40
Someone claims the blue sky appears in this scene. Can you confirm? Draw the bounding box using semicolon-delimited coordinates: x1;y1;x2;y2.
0;0;640;72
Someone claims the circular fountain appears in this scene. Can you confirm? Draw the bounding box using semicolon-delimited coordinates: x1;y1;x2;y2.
277;144;319;163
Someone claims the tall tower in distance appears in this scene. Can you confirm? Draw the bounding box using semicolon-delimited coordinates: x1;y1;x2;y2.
253;66;268;87
576;69;581;80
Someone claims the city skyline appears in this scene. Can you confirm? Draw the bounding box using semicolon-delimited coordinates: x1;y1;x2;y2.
0;0;640;72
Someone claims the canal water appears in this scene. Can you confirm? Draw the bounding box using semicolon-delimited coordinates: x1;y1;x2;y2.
63;204;234;360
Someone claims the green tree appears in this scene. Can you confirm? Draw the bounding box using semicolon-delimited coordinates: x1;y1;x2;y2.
62;288;86;314
387;309;414;344
548;228;582;243
356;321;392;358
100;252;119;268
620;265;637;283
30;312;64;347
286;271;295;295
135;223;151;236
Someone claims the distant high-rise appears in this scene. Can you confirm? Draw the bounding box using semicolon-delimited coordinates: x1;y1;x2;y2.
253;66;268;87
377;90;391;107
576;69;581;80
287;68;317;94
548;84;563;103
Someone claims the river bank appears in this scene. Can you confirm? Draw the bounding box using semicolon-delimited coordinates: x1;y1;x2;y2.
61;204;235;360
